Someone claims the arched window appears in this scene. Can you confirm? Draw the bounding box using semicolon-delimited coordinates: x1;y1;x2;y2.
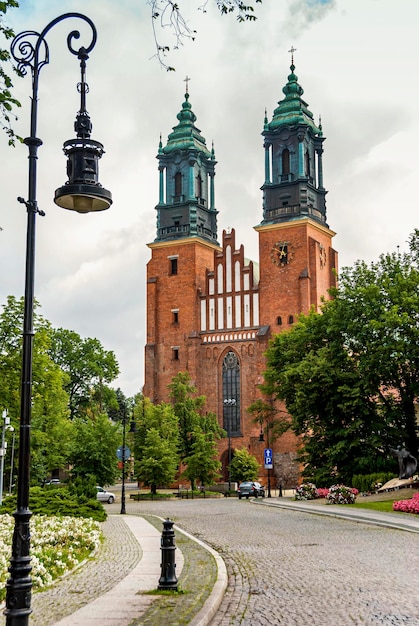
288;315;294;325
222;351;241;435
174;172;182;197
282;148;290;175
277;316;282;325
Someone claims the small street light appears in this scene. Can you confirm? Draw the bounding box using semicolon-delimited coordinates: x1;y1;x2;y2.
5;14;111;625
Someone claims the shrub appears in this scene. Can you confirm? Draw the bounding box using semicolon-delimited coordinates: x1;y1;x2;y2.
1;486;106;522
326;484;356;505
316;487;329;498
352;472;396;493
295;483;318;500
392;492;419;515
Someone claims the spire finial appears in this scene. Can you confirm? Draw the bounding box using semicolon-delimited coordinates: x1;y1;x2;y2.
184;75;191;94
288;45;297;68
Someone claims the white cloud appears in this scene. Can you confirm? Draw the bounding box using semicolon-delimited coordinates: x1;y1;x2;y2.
1;0;417;396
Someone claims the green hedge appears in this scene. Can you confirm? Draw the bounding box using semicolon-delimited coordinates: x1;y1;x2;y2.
351;472;396;493
0;486;106;522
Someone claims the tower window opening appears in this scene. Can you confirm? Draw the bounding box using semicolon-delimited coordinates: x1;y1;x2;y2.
173;311;179;324
288;315;294;325
277;316;282;325
282;148;290;175
170;258;178;275
305;150;310;177
196;173;203;199
172;348;179;361
174;172;182;197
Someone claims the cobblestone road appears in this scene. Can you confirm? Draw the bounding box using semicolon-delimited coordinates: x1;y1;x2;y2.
130;498;419;626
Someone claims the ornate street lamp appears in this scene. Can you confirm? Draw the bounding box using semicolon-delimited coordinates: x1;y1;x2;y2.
5;14;111;625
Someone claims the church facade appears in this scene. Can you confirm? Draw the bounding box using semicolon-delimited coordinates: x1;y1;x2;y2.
144;61;338;488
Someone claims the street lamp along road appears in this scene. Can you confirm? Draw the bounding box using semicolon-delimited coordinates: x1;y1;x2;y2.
5;14;111;626
223;398;236;492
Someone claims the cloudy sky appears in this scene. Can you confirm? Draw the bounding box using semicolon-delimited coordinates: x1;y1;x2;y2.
1;0;417;397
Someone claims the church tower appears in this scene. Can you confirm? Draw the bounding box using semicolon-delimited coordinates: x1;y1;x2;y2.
256;54;337;328
144;87;220;402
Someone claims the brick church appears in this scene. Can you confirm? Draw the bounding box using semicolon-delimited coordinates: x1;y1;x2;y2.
144;59;338;488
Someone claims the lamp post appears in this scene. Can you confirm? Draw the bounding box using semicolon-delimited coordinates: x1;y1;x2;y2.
259;422;272;498
223;398;236;492
5;14;111;625
120;409;127;515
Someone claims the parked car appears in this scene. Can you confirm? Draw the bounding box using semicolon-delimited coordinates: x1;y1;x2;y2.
43;478;62;486
237;481;265;499
96;486;116;504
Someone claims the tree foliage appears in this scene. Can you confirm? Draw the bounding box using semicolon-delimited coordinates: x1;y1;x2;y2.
264;231;419;485
229;447;259;482
0;0;21;145
49;328;119;419
69;411;120;486
0;296;72;484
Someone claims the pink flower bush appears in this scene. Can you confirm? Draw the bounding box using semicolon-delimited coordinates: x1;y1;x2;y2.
316;488;329;498
392;492;419;515
326;484;356;504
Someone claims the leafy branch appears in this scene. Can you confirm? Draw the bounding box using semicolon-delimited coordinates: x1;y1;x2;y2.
148;0;262;71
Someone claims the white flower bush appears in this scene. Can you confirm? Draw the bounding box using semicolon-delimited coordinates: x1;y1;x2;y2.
0;515;102;601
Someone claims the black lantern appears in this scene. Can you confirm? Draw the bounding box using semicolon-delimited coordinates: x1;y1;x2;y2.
54;46;112;212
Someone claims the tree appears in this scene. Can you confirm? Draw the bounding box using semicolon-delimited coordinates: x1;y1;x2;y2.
133;395;180;492
264;231;419;484
168;371;206;460
150;0;262;70
229;447;259;482
0;296;72;484
0;0;21;145
49;328;120;419
247;398;290;444
69;411;120;486
136;427;179;494
183;412;223;489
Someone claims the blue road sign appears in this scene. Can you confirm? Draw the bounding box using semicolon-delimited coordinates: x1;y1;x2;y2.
264;448;273;469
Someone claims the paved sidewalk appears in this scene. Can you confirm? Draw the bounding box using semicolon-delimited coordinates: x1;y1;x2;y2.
53;516;180;625
258;496;419;533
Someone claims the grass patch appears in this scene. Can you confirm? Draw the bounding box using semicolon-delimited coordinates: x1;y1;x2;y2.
130;515;217;626
348;501;396;513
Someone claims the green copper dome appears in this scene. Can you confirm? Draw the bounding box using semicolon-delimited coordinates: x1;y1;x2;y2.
163;92;212;157
266;64;321;135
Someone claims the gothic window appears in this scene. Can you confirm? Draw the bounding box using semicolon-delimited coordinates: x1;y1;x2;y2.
288;315;294;325
174;172;182;197
282;148;290;175
222;351;241;435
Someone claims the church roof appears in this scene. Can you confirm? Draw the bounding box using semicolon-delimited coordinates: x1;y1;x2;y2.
162;92;213;158
264;63;322;136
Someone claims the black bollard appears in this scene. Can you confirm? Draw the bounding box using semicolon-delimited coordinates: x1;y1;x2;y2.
158;518;178;591
279;483;283;497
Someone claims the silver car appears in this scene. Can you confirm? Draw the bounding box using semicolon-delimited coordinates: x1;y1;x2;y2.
96;486;115;504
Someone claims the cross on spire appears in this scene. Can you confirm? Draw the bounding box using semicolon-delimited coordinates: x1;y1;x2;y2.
184;75;191;93
288;45;297;65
